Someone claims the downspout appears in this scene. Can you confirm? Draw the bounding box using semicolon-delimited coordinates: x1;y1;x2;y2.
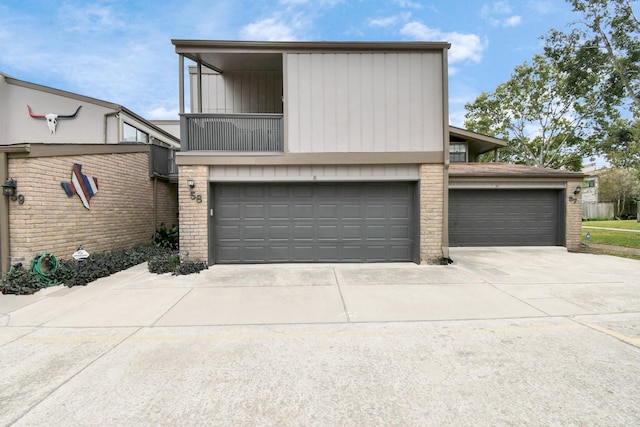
441;47;450;260
0;152;10;273
153;176;158;233
103;110;120;143
197;61;203;113
179;54;185;115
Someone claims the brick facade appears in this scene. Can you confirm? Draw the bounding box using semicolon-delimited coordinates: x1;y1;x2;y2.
566;178;583;251
419;164;445;264
7;152;177;265
154;177;179;228
178;165;209;262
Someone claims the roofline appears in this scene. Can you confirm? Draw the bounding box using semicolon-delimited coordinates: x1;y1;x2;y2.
449;165;584;179
449;126;507;148
3;75;180;145
5;75;123;110
450;171;585;179
172;39;451;53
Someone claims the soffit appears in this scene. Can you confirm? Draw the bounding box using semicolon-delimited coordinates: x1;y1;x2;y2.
173;40;451;73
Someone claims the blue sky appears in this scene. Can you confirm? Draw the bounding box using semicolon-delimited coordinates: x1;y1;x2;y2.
0;0;579;125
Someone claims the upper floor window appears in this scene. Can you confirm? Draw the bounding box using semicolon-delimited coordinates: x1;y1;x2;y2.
123;122;149;143
449;143;467;162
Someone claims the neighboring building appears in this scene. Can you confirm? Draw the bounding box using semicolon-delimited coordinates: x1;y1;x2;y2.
582;162;600;203
172;40;583;265
581;163;615;219
0;72;180;272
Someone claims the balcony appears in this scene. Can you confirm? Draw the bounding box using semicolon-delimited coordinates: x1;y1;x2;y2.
150;144;178;181
180;114;284;152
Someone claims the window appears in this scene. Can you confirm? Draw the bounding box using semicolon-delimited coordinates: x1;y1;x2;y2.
585;180;595;188
123;122;149;143
449;143;467;162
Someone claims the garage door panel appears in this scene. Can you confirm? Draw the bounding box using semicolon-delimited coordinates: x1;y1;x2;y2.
449;189;562;247
366;204;386;219
268;204;289;219
218;204;241;219
318;225;338;240
342;224;362;240
390;205;410;219
318;204;338;219
269;225;289;240
213;182;415;263
391;225;411;239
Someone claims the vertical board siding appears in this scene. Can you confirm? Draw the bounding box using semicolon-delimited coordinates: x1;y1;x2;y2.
191;72;283;114
286;52;444;153
209;164;420;181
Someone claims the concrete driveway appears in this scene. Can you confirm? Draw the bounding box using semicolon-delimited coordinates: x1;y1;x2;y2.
1;247;639;425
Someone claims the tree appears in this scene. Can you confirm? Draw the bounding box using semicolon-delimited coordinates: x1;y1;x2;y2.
602;118;640;168
464;55;604;171
544;0;640;116
597;167;640;216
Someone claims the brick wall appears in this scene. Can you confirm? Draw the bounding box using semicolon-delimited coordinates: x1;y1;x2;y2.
178;165;209;262
566;178;583;251
419;164;445;263
7;152;172;264
154;179;178;227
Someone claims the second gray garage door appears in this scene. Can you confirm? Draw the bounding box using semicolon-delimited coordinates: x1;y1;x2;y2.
213;182;417;263
449;189;565;246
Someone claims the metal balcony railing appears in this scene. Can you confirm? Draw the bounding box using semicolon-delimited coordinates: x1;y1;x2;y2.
180;113;284;152
150;144;178;179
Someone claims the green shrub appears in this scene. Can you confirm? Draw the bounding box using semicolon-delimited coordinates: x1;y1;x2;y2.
53;245;167;288
0;263;44;295
148;251;208;276
148;252;182;274
173;261;208;276
153;223;179;250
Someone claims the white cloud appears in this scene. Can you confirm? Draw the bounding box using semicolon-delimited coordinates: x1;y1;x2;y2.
480;1;523;27
57;3;123;34
525;0;555;15
504;15;522;26
369;12;411;28
400;22;487;64
241;17;299;41
393;0;423;8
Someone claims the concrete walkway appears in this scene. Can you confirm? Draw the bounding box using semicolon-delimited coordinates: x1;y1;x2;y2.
1;247;639;426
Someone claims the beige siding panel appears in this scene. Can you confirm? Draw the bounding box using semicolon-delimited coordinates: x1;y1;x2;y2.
209;164;419;181
286;52;444;153
347;54;362;151
359;54;375;152
193;71;283;114
310;54;325;152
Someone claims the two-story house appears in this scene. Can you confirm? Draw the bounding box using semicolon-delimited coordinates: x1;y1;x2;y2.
172;40;583;265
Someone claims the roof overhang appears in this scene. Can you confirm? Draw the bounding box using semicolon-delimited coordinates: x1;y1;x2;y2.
449;126;507;154
449;163;585;179
172;40;451;73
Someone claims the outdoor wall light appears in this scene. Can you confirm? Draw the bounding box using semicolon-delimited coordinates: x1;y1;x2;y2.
187;180;195;189
2;178;17;198
573;185;582;195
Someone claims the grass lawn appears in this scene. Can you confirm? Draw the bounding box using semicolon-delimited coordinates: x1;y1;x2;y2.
582;220;640;230
582;227;640;249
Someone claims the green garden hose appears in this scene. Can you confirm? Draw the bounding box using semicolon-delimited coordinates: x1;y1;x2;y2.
30;253;60;287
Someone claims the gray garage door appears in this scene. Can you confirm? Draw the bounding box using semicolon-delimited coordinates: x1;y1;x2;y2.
449;189;564;246
213;182;416;263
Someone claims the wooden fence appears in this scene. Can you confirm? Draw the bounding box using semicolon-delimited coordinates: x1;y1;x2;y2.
582;202;614;219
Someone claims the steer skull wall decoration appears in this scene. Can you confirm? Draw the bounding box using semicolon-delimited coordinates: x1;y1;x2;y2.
27;105;82;134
